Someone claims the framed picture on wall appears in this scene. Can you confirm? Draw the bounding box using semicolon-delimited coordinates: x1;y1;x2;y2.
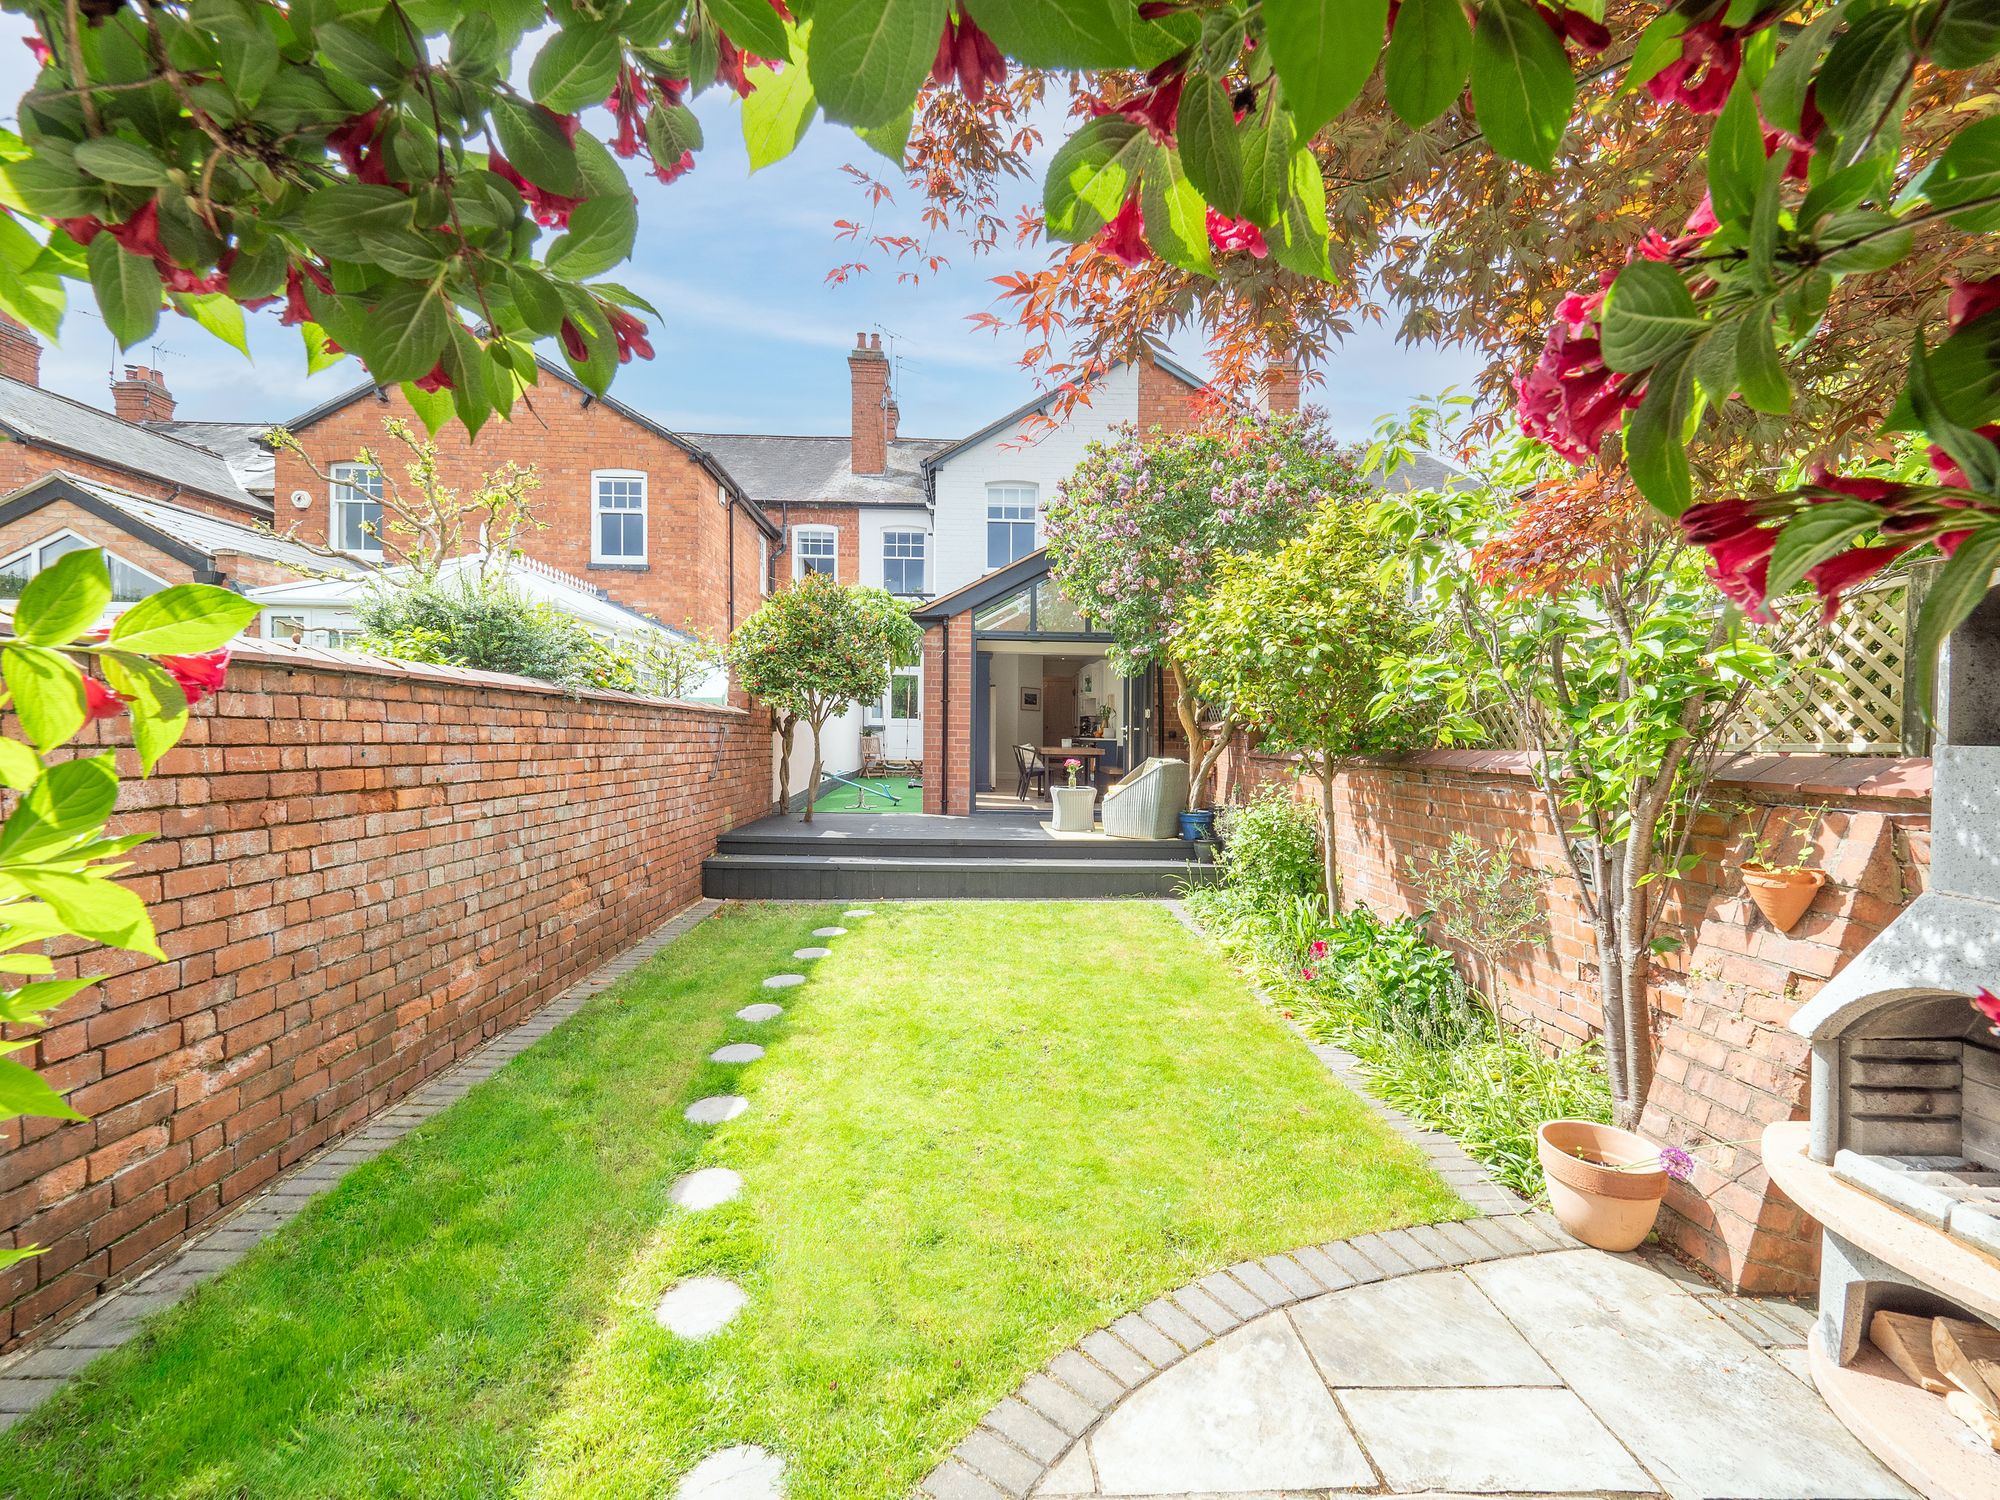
1082;671;1094;694
1022;688;1040;709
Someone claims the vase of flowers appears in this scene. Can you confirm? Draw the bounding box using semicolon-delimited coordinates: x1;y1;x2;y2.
1050;757;1097;832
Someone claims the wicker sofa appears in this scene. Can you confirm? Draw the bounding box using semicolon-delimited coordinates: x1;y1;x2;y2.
1100;757;1187;840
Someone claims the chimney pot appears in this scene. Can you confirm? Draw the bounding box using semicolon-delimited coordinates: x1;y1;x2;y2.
112;363;176;423
0;314;41;387
885;395;900;445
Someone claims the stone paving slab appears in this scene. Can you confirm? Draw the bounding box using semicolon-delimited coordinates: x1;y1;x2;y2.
1341;1385;1652;1494
1291;1269;1558;1388
0;898;727;1432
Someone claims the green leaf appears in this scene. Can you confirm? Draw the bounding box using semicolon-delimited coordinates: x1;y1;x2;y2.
172;291;250;355
302;320;347;374
1909;523;2000;718
1469;0;1574;171
1623;350;1695;514
742;22;816;171
8;869;160;958
1623;10;1688;94
315;18;405;89
0;741;41;794
1385;0;1474;128
1239;106;1296;225
0;647;85;754
0;753;118;866
107;583;261;655
969;0;1191;69
401;379;456;436
1264;0;1388;138
555;289;616;394
1767;500;1882;600
1043;116;1158;241
1927;115;2000;232
1929;0;2000;68
0;977;96;1026
1910;325;2000;494
492;96;585;195
1177;72;1244;218
0;1056;83;1122
853;107;913;165
1691;324;1741;409
705;0;790;58
354;284;451;386
547;193;638;277
530;24;622;113
99;655;187;773
1707;78;1765;226
85;234;161;350
1268;146;1332;278
1600;259;1705;373
1734;310;1792;414
1758;6;1843;135
71;136;169;187
207;3;281;103
1139;151;1213;275
1817;209;1912;274
808;0;948;129
1816;6;1914;144
15;548;110;647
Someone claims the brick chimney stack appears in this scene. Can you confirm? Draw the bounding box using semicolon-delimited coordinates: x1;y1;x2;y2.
1262;361;1301;417
0;314;41;387
849;332;888;475
112;365;176;423
885;393;900;445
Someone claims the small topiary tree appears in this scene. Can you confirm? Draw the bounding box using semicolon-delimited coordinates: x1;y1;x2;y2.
729;576;920;823
1180;500;1429;910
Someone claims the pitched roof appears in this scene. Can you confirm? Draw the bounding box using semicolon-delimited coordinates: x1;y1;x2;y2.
282;357;781;537
913;547;1051;623
680;433;946;509
145;420;276;499
918;351;1208;474
0;378;266;514
0;472;361;579
1359;449;1469;494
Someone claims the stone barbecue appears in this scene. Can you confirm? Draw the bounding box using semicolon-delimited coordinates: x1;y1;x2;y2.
1766;586;2000;1498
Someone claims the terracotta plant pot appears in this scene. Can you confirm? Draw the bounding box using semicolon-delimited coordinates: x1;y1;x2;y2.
1741;864;1826;932
1536;1119;1668;1252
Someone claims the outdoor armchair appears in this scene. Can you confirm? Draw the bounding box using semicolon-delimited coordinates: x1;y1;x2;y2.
1100;757;1187;840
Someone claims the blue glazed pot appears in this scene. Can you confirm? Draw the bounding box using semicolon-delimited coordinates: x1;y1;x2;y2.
1178;809;1216;842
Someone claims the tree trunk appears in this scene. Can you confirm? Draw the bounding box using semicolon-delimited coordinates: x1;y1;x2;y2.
802;717;825;824
1316;760;1342;914
1173;670;1204;808
774;713;798;814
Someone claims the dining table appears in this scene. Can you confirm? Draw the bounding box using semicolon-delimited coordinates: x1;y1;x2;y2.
1041;745;1106;791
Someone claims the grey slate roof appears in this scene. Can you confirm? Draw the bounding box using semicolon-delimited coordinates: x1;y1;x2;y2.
1361;448;1467;494
0;377;266;513
145;420;276;499
0;472;361;578
682;433;946;508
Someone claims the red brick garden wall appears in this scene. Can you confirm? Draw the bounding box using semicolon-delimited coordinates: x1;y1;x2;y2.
0;645;770;1352
1210;741;1932;1295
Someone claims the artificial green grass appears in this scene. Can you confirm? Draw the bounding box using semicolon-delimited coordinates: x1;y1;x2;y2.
809;772;924;814
0;901;1464;1499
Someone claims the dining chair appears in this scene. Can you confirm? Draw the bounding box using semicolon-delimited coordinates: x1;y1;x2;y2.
1013;744;1048;800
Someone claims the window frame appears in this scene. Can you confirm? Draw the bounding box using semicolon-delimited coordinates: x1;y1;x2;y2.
985;483;1039;569
792;525;838;580
328;461;385;557
591;468;649;565
880;528;928;597
0;529;169;605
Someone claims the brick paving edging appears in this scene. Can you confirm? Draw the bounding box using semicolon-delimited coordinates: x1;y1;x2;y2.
0;898;726;1433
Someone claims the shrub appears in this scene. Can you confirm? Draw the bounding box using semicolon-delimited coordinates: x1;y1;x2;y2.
357;576;638;693
1213;788;1321;913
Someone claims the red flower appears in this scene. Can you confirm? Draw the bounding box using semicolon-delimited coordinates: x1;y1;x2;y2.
1974;988;2000;1035
280;261;332;327
328;108;392;187
1949;276;2000;332
651;149;695;185
1308;939;1329;960
1928;423;2000;490
1646;16;1746;115
559;318;590;363
1763;91;1822;183
22;35;52;67
1535;4;1610;53
931;10;1007;106
1095;194;1151;268
1682;193;1720;240
1804;543;1912;622
606;305;653;364
158;650;229;705
413;362;453;393
488;151;584;228
1206;207;1268;258
1300;966;1317;982
715;34;775;97
1515;310;1644;466
83;676;130;721
1094;64;1185;146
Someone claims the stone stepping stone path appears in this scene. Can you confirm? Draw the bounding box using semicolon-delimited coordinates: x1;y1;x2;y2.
684;1095;748;1125
735;1003;782;1023
762;973;804;989
842;909;873;919
654;1276;748;1340
674;1444;785;1498
811;927;847;938
669;1167;742;1212
791;947;832;961
711;1043;765;1065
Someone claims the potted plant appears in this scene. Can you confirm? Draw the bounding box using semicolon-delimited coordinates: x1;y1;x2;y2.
1178;806;1217;842
1536;1120;1693;1251
1050;758;1096;833
1738;817;1825;933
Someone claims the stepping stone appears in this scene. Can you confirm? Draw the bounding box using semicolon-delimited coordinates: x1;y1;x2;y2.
675;1444;785;1499
711;1043;765;1064
811;927;847;938
736;1003;783;1023
653;1276;747;1340
1087;1311;1371;1493
1342;1386;1651;1493
791;947;831;961
762;974;804;989
669;1168;743;1211
684;1096;748;1125
843;909;874;918
1290;1269;1557;1387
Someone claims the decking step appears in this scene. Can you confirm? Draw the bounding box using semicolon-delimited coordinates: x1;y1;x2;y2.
702;852;1219;901
714;838;1211;865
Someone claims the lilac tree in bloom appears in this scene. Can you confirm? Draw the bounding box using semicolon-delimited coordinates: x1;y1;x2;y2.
1043;412;1369;804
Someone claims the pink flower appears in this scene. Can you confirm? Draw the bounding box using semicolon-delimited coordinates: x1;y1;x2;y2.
931;11;1007;106
652;149;695;185
1949;276;2000;332
1096;67;1185;145
158;650;229;705
1096;194;1151;268
1975;988;2000;1035
487;151;584;229
413;362;453;393
279;261;332;328
22;34;52;67
1514;320;1643;465
1646;16;1747;116
1309;939;1328;960
1206;207;1268;258
1803;544;1912;622
83;676;129;721
328;108;392;187
1928;423;2000;490
606;306;653;364
1300;967;1317;982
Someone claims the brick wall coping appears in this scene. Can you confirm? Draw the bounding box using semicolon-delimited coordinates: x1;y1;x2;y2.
1233;746;1931;802
219;637;750;718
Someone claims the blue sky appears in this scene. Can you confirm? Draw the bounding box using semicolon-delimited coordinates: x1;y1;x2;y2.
0;27;1480;442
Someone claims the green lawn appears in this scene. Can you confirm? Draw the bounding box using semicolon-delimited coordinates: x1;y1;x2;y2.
0;901;1463;1499
809;772;924;814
